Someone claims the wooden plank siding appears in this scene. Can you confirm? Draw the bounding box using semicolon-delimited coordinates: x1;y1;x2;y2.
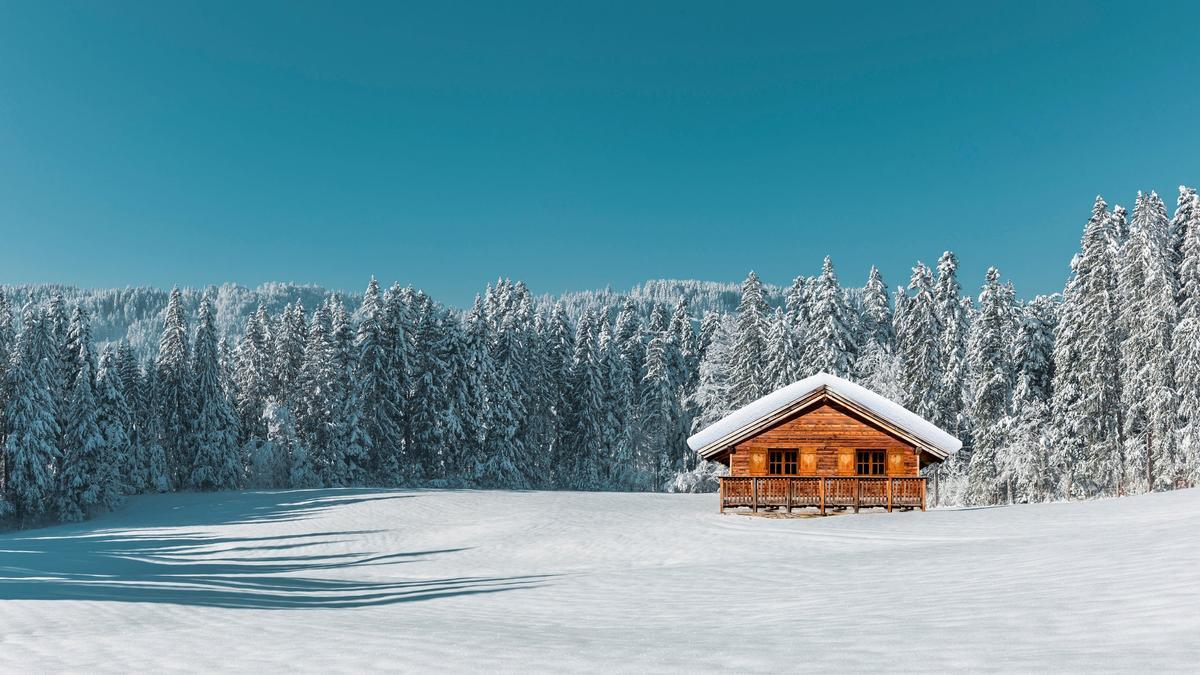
725;400;921;478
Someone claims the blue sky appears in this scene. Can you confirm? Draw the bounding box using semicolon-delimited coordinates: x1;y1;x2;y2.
1;1;1197;306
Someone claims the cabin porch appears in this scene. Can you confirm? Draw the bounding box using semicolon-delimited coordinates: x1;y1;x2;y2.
718;476;926;514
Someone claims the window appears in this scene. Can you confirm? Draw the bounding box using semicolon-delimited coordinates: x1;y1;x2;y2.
768;449;798;475
856;449;886;476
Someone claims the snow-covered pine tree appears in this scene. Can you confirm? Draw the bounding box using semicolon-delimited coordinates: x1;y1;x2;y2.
188;292;242;491
563;310;604;489
597;320;635;486
1003;295;1057;502
856;267;902;398
355;278;401;483
154;287;193;486
667;298;697;463
384;284;418;474
669;299;698;388
270;302;307;407
785;274;813;329
894;263;941;421
137;366;171;493
0;291;13;495
460;296;493;481
640;326;683;491
4;305;60;523
764;307;804;389
328;299;368;486
1111;204;1130;247
933;252;969;435
233;305;272;447
95;348;134;496
860;266;893;353
613;298;643;395
964;267;1015;505
295;303;337;484
542;303;576;484
805;256;856;378
64;306;97;392
475;286;532;488
57;346;116;522
259;399;315;488
409;294;461;480
689;313;737;431
45;294;70;433
1053;197;1123;498
114;342;143;434
729;271;769;407
1118;191;1178;492
1172;190;1200;485
696;310;721;364
1168;186;1198;281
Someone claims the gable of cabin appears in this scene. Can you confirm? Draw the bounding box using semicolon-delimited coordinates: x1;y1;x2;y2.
719;398;935;477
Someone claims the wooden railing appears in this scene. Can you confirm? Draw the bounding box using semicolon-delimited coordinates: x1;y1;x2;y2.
718;476;926;514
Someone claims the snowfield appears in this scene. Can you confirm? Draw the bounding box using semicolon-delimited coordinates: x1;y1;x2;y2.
2;488;1198;673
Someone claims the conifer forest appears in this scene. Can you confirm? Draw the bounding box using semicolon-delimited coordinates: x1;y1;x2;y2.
2;188;1198;526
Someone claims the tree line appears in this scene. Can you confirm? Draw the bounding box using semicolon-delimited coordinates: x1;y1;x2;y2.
1;186;1197;525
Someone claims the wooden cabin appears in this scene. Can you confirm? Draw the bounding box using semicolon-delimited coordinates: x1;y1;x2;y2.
687;373;961;514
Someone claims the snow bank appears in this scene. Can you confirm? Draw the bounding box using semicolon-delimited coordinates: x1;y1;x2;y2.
687;372;963;458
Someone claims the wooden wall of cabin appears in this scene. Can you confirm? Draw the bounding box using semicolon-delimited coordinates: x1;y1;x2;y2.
726;401;920;477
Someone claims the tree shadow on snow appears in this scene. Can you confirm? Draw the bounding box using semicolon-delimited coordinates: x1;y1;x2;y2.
0;489;554;609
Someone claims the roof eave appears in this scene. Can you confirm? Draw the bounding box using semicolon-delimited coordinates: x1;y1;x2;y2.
693;387;954;462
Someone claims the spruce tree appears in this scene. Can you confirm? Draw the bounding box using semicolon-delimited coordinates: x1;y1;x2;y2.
933;252;969;434
1168;186;1198;283
233;305;272;446
895;263;941;420
328;299;368;486
965;268;1015;505
461;296;494;481
1119;191;1178;491
689;313;736;430
764;307;804;388
0;291;13;500
1172;190;1200;484
1005;296;1057;501
355;278;401;482
640;328;682;491
729;271;769;407
696;310;721;364
546;303;577;482
564;310;604;489
96;348;135;496
189;292;242;491
4;305;60;523
857;267;902;397
1052;197;1123;497
57;349;116;522
296;304;336;482
155;287;193;486
805;256;856;377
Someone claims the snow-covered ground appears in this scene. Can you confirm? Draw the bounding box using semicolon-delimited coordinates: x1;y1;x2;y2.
1;488;1198;672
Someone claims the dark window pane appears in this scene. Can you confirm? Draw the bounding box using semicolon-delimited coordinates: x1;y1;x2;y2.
856;449;885;476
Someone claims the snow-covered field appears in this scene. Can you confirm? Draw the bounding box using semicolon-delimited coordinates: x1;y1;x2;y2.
1;488;1198;673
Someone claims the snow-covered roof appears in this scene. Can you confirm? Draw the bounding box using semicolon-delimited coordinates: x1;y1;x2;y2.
687;372;962;460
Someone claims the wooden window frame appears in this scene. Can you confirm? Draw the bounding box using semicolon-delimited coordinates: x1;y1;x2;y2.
768;448;798;475
856;449;886;476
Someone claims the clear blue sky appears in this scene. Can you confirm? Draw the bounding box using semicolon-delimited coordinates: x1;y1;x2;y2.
1;1;1197;306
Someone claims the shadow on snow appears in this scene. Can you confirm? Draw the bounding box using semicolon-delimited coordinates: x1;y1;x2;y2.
0;488;553;609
